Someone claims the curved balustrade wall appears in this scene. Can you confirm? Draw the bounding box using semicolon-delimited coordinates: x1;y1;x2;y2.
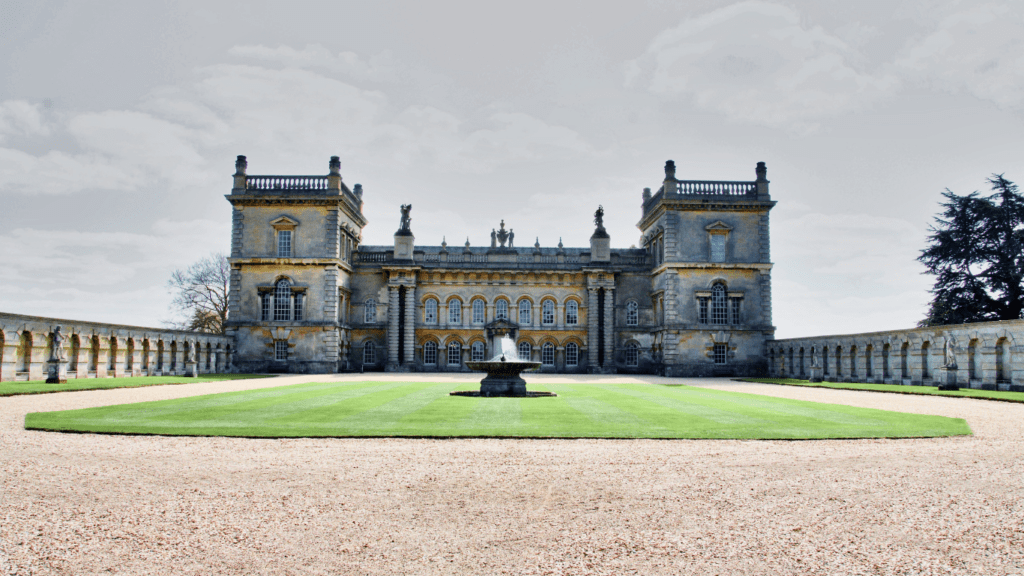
0;313;232;382
767;319;1024;391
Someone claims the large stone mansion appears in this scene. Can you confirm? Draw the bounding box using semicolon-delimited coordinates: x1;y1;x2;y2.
226;155;777;376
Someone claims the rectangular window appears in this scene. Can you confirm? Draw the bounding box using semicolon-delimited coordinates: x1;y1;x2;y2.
261;293;271;321
293;292;303;321
710;234;725;263
713;343;727;365
730;298;741;324
274;293;290;321
278;230;292;258
698;298;708;324
275;340;288;361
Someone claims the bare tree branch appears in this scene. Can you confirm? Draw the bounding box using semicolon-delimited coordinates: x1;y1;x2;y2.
166;253;230;334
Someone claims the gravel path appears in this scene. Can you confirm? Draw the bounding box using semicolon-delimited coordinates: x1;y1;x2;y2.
2;375;1022;575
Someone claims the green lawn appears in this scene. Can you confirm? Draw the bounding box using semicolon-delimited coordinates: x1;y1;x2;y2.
1;374;272;397
25;380;970;439
740;378;1024;403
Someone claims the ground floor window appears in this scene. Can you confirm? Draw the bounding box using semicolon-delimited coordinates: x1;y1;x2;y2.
713;343;727;365
275;340;288;362
471;341;485;361
542;343;554;366
566;342;579;366
448;341;461;366
363;342;375;364
518;341;532;361
626;342;639;367
424;341;438;365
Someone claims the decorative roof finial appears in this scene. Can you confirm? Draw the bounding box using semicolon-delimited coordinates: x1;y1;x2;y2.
756;161;767;182
235;155;247;175
354;183;363;197
329;156;341;175
664;160;676;181
464;237;472;254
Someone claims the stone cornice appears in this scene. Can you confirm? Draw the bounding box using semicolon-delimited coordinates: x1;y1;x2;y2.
652;262;774;274
638;199;775;230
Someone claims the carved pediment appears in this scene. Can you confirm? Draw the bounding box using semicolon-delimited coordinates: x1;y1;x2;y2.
270;216;300;230
704;220;733;233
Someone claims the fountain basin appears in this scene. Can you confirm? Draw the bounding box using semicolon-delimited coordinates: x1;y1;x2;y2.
463;359;544;397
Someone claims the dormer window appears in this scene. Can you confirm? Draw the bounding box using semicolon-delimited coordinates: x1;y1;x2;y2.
270;216;299;258
705;221;733;263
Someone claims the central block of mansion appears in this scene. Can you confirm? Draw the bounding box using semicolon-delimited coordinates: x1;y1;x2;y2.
226;156;776;376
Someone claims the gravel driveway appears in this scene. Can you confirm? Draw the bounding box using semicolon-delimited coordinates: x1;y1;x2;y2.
2;375;1022;575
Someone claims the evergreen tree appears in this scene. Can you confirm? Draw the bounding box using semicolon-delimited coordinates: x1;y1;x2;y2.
919;175;1024;326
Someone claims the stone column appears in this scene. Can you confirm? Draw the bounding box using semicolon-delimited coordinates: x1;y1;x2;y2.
1;330;20;382
533;303;540;329
131;340;143;376
603;289;615;368
439;302;448;329
587;288;599;369
93;336;109;378
979;342;997;388
387;286;400;369
111;337;126;378
556;303;564;330
404;286;416;367
160;342;172;376
870;347;884;383
486;304;494;324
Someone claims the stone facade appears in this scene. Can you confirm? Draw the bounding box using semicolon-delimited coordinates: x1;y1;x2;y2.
767;319;1024;391
0;312;231;382
226;156;777;376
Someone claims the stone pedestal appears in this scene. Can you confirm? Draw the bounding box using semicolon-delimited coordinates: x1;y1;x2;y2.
184;361;198;377
936;368;959;391
808;366;823;382
46;360;67;384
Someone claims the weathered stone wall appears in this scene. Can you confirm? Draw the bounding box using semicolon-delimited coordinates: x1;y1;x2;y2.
768;319;1024;391
0;313;231;382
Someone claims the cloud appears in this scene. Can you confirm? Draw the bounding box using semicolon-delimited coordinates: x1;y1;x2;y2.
228;44;402;83
0;100;50;140
625;1;897;132
895;4;1024;109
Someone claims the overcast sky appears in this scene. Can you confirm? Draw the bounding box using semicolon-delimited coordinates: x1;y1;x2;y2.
1;0;1022;338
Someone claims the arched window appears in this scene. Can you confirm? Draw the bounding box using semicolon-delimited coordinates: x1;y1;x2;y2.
471;341;485;361
626;342;639;367
362;341;375;364
448;300;462;324
447;341;461;366
542;342;555;366
364;299;377;323
274;280;291;321
710;283;727;325
626;301;639;326
565;300;578;325
566;342;579;367
424;299;438;324
496;300;509;321
518;300;531;325
542;300;555;325
424;341;438;365
518;341;532;361
472;299;485;324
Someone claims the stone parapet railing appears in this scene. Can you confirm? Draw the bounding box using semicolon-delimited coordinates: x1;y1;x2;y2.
767;319;1024;391
0;312;232;382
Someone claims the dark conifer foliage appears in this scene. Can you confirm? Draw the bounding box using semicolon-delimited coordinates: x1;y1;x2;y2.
919;175;1024;326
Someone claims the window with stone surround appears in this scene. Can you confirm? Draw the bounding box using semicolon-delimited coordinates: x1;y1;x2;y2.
565;300;578;325
364;299;377;324
294;292;303;321
274;280;291;321
542;300;555;325
261;293;272;321
448;299;461;325
277;230;292;258
447;341;461;366
424;298;438;324
705;221;732;264
542;343;554;366
710;283;727;324
275;340;288;362
496;300;509;320
626;300;639;326
471;341;485;361
518;341;532;361
362;341;375;364
424;341;438;365
626;342;639;367
713;343;727;364
518;300;531;325
566;342;579;366
472;299;485;324
730;297;741;325
698;297;709;324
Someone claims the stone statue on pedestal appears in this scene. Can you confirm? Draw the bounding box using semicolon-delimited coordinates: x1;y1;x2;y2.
397;204;412;235
46;326;68;384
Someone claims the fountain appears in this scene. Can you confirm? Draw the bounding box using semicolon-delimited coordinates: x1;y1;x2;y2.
454;334;554;398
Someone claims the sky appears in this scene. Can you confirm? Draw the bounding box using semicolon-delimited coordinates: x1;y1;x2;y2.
1;0;1022;338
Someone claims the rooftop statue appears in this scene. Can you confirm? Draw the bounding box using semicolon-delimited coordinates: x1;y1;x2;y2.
398;204;412;234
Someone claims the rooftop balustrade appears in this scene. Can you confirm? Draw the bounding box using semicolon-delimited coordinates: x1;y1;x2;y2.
245;175;330;191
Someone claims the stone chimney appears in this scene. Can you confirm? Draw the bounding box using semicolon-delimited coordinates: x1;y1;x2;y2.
232;155;247;194
755;161;770;199
327;156;342;192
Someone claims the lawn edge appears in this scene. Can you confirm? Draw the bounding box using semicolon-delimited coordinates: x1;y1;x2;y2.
736;378;1024;404
0;375;276;397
